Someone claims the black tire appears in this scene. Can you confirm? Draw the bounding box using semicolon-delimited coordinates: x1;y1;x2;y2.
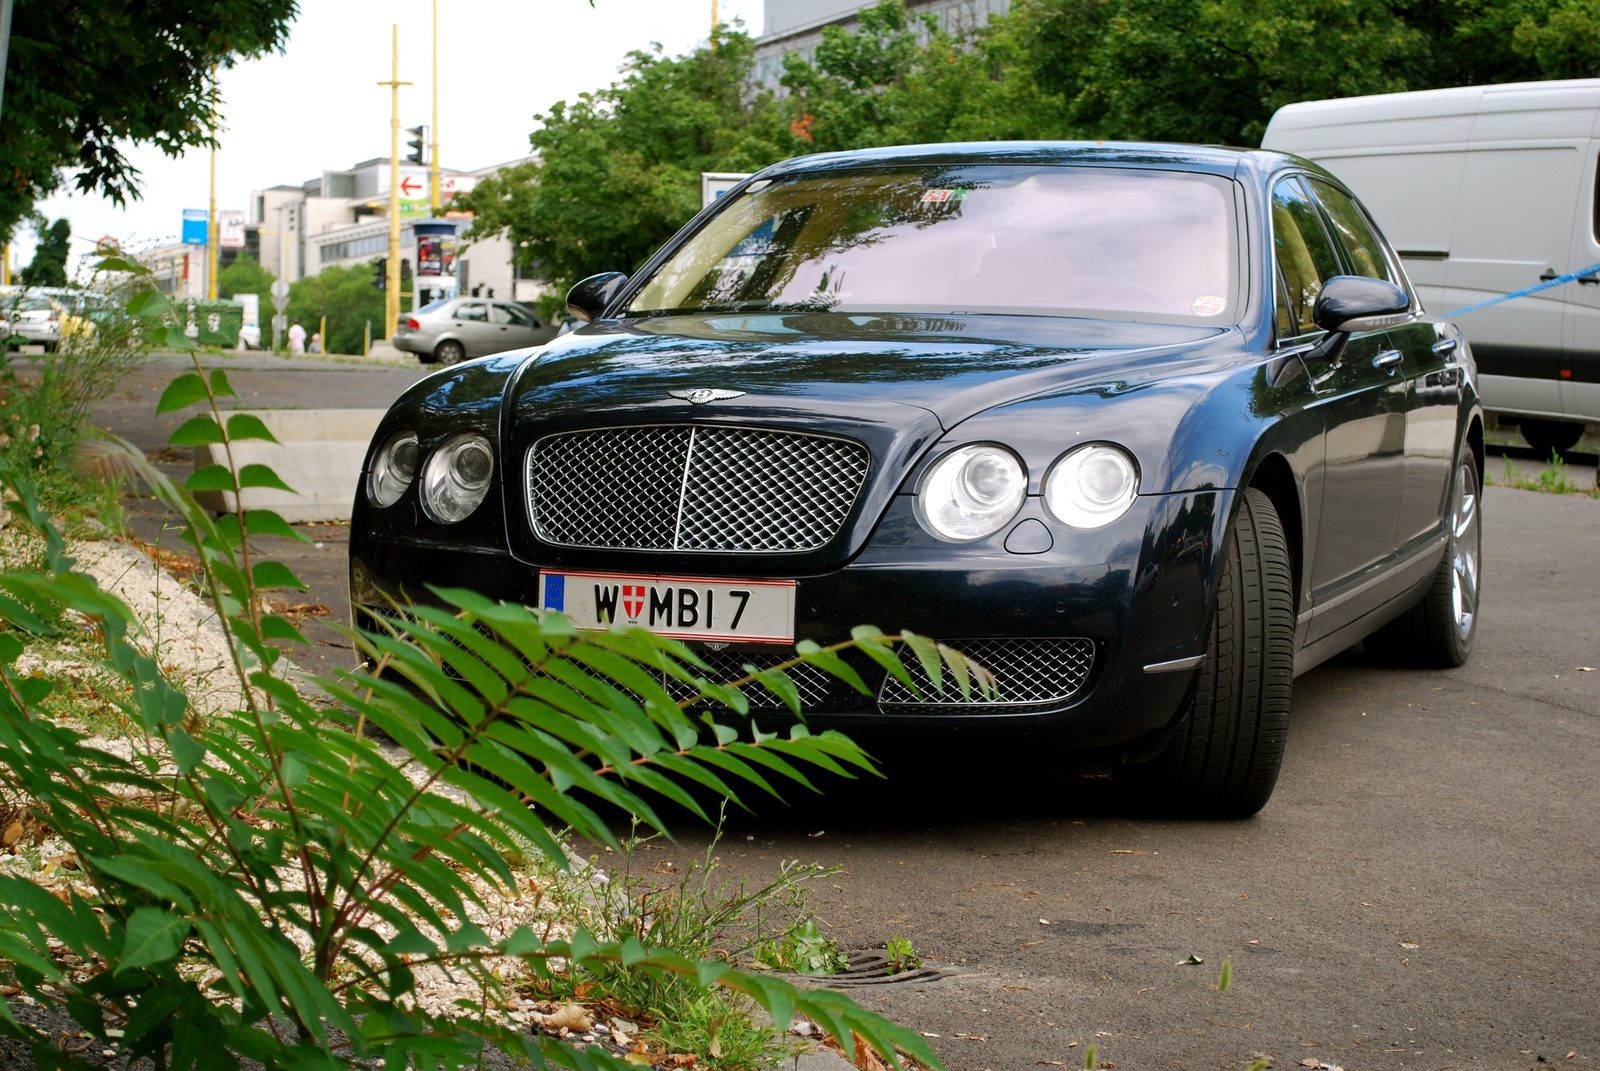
1369;452;1481;667
1120;488;1295;818
434;339;466;366
1518;418;1583;456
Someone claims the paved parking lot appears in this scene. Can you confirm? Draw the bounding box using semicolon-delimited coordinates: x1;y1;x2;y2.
97;359;1600;1069
671;485;1600;1071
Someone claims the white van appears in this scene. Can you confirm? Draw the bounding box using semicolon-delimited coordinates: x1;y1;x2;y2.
1263;78;1600;454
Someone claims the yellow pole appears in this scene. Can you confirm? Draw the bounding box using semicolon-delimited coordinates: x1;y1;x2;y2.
208;143;219;300
711;0;718;45
430;0;440;215
2;245;8;286
378;25;411;339
319;314;326;354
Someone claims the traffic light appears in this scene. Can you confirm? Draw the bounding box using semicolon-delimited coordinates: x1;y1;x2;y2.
405;125;427;165
372;257;387;290
400;257;413;283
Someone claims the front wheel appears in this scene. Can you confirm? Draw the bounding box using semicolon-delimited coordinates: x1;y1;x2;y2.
1371;453;1481;667
1118;487;1295;818
434;339;466;366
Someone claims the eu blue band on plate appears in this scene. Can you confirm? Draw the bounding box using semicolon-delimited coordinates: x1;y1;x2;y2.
543;574;564;612
1441;260;1600;319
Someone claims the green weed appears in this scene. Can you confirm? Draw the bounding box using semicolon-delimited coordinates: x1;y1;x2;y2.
884;935;921;974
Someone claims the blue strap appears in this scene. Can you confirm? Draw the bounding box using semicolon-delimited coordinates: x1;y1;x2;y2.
1440;259;1600;318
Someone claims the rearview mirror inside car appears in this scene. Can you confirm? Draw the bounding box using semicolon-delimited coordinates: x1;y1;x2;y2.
566;272;629;323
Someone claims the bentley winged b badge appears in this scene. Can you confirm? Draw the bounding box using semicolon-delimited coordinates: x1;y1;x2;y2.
669;388;746;405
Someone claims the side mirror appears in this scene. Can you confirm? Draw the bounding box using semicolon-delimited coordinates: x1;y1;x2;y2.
565;272;629;323
1312;276;1410;334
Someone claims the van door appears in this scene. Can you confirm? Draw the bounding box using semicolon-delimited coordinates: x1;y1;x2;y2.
1563;141;1600;423
1453;86;1590;419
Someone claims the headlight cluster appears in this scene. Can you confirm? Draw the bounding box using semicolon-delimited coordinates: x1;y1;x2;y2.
916;441;1139;541
368;428;495;524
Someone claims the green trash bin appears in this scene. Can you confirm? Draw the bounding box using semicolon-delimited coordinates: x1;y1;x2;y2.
193;301;243;348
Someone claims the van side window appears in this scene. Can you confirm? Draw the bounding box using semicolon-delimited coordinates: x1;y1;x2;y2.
1307;179;1392;282
1272;177;1341;335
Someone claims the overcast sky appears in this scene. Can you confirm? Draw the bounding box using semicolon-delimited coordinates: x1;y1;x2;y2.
22;0;765;272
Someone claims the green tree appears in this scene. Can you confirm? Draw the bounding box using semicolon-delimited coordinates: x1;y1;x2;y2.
18;218;70;288
286;263;384;355
0;0;297;244
454;25;790;302
216;252;276;304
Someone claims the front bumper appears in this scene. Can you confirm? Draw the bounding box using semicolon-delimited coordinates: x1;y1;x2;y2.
349;488;1232;753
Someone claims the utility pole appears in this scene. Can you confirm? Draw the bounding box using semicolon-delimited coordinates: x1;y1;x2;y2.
711;0;718;46
378;24;411;339
430;0;440;215
207;143;219;300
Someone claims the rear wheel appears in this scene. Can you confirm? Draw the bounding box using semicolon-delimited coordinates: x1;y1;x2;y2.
1370;453;1480;667
434;339;465;366
1119;488;1295;818
1518;418;1583;456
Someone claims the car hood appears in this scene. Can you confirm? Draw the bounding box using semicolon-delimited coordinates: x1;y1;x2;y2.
506;311;1231;433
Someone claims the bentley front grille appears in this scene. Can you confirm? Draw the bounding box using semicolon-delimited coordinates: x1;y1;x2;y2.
527;425;869;552
666;649;851;712
877;637;1097;711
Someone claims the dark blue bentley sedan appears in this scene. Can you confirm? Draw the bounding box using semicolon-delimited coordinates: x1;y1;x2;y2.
350;143;1483;816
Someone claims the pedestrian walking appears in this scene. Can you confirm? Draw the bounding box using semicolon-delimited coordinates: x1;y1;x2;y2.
287;319;306;355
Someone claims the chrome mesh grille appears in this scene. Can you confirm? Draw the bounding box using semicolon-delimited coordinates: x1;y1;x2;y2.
878;638;1097;709
667;650;839;710
527;425;868;552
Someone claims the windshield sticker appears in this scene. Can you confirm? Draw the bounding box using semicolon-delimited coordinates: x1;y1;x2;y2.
921;189;968;204
1192;295;1227;316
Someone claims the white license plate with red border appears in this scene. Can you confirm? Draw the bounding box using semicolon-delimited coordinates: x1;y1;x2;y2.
537;570;796;644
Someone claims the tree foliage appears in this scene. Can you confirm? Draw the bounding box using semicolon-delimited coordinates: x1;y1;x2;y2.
215;253;276;307
19;219;71;288
453;26;793;301
0;0;297;244
285;262;385;355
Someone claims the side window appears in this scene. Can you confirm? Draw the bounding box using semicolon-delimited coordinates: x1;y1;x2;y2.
494;303;536;327
1272;177;1342;336
1307;179;1392;282
455;302;487;322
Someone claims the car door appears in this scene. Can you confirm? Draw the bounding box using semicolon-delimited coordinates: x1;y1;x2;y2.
1308;177;1457;553
490;301;541;350
1273;176;1407;639
451;301;493;356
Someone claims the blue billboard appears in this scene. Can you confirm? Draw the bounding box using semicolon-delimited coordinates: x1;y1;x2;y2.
182;209;208;245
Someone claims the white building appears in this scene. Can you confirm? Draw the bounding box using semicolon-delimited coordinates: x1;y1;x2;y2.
144;242;209;300
752;0;1009;88
247;155;544;308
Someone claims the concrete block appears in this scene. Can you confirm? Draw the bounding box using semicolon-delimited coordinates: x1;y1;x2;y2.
193;408;386;523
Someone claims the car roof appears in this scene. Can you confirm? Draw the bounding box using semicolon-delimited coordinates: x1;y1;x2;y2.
754;141;1296;181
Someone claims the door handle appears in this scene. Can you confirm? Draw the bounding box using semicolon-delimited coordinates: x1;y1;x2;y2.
1540;269;1558;282
1373;349;1403;372
1431;338;1458;356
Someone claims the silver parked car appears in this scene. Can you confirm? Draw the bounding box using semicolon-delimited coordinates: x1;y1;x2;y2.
392;298;556;364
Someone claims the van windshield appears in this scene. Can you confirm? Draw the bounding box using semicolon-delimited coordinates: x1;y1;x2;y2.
628;165;1238;324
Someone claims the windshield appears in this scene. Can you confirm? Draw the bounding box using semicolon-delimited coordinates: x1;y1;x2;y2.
628;165;1238;324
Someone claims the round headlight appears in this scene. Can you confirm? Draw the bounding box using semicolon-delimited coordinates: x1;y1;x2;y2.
368;429;419;508
421;432;495;523
915;444;1028;542
1043;443;1139;528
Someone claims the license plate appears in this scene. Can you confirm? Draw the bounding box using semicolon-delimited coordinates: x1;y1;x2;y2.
537;570;796;644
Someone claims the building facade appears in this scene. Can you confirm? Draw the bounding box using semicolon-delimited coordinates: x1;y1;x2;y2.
752;0;1009;88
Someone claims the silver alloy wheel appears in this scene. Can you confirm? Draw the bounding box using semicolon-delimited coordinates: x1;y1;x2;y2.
1449;460;1480;639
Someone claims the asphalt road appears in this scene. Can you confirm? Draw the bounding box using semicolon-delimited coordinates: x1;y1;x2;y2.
93;358;1599;1069
663;485;1600;1071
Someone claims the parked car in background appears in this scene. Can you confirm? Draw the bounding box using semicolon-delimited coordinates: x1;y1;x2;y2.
233;293;261;349
352;142;1484;817
1264;78;1600;455
391;298;556;364
5;296;62;349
